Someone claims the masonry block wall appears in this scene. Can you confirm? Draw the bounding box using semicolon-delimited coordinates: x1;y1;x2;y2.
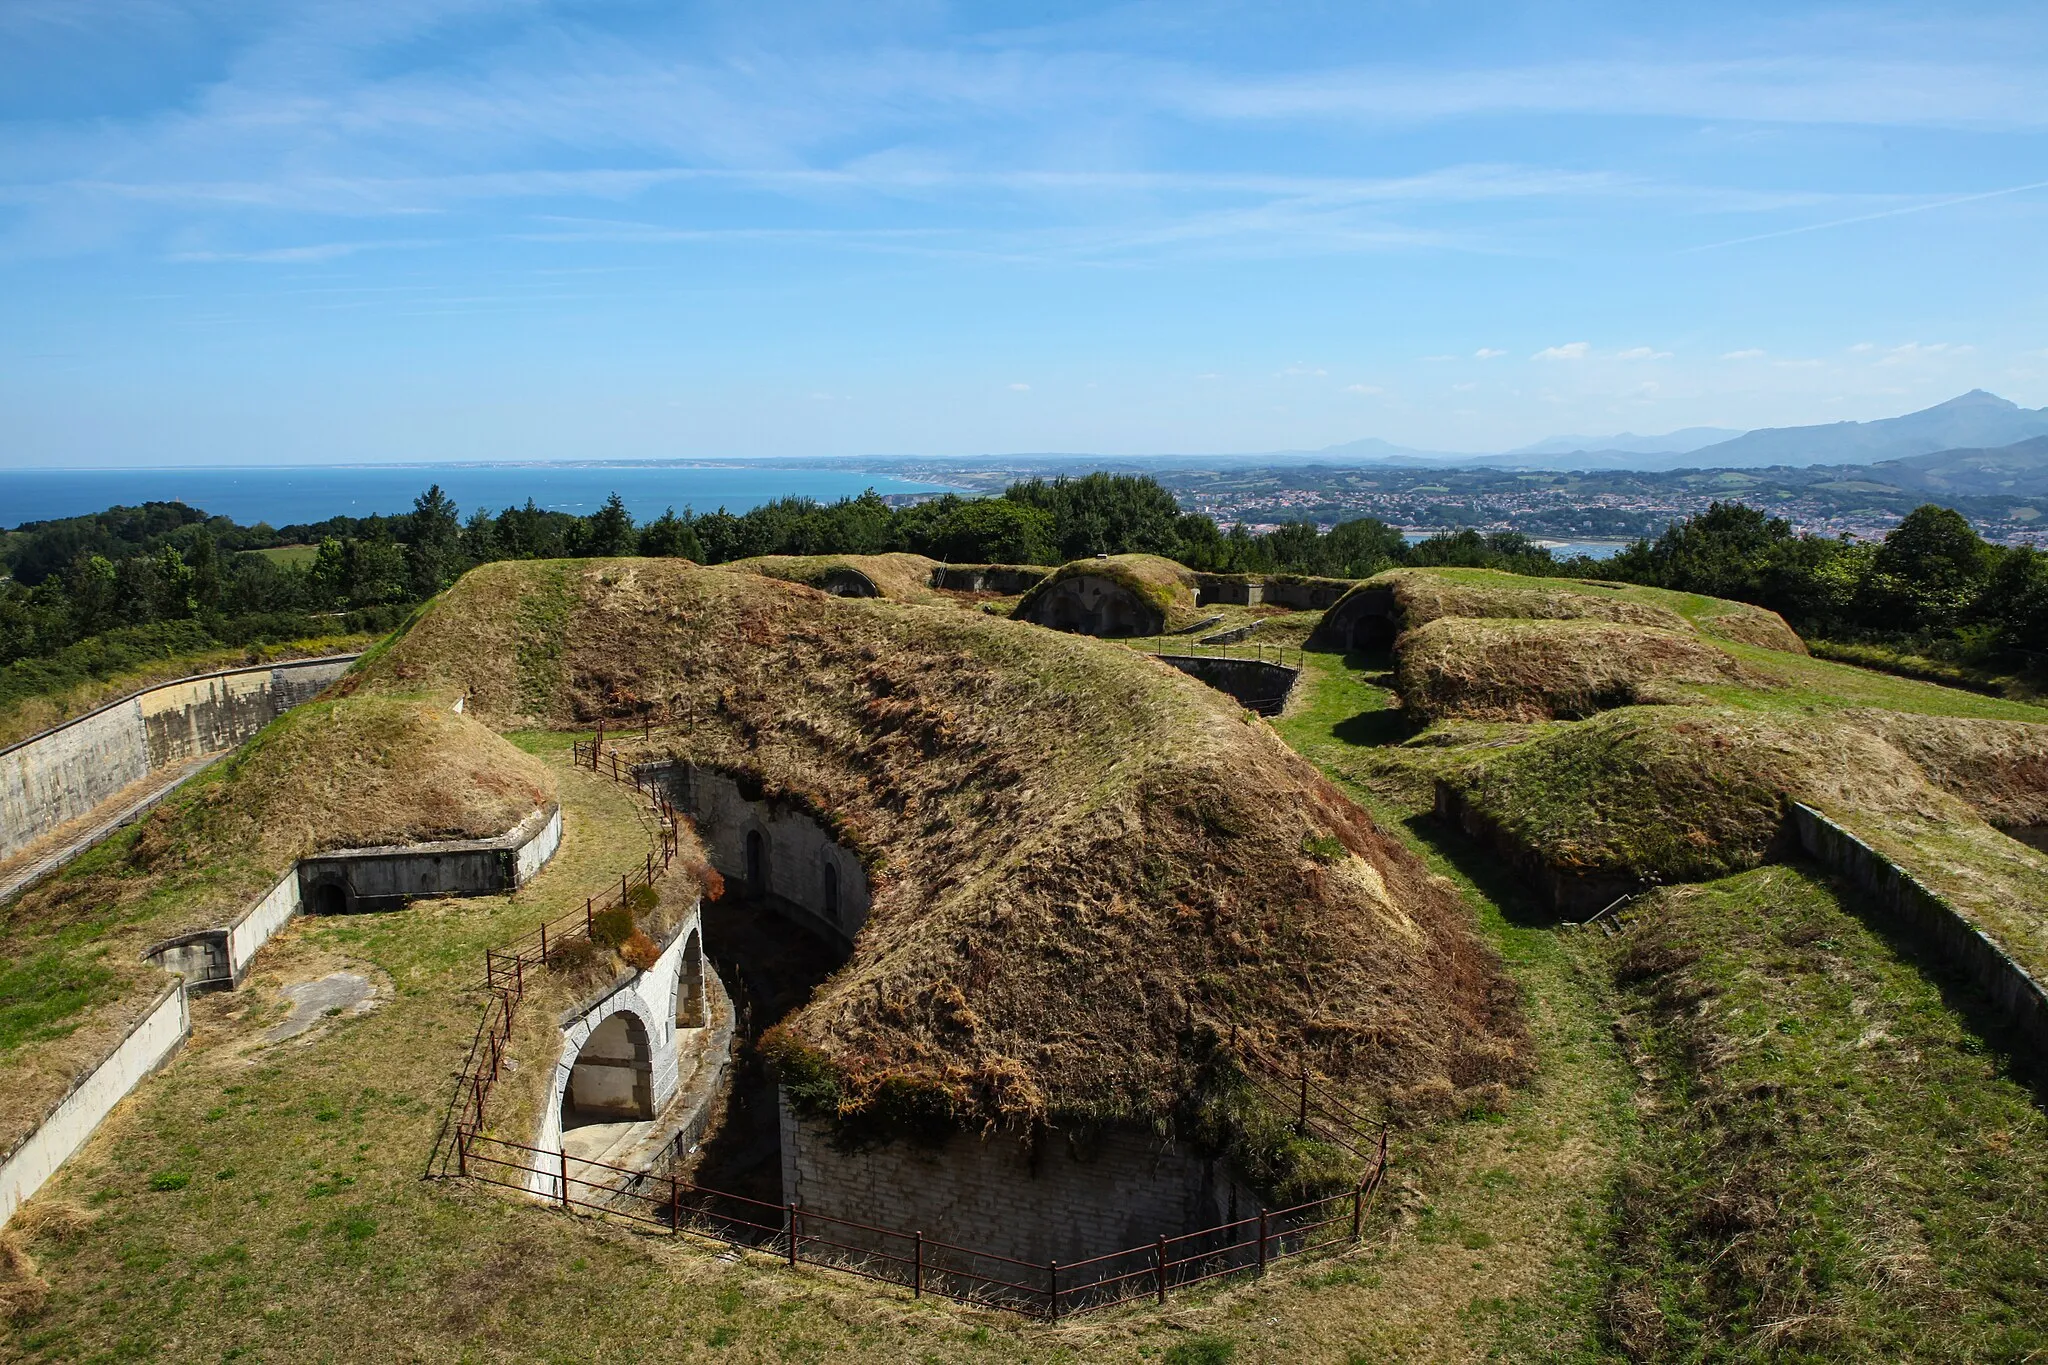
661;763;868;950
0;655;357;863
779;1098;1255;1270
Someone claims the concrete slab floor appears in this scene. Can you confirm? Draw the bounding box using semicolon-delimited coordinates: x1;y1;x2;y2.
265;971;377;1043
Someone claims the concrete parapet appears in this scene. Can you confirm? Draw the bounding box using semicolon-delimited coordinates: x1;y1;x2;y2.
0;981;189;1226
0;654;358;865
1154;655;1299;715
1789;803;2048;1061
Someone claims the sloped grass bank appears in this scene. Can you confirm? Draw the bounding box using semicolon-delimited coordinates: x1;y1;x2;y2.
1596;866;2048;1360
1275;648;1638;1360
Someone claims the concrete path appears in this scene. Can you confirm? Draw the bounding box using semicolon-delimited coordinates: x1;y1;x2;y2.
0;751;224;906
266;972;378;1043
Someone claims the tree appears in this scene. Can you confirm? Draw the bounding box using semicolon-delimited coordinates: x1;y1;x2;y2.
639;508;705;560
1862;504;1989;631
921;498;1056;564
186;530;223;616
405;485;464;597
582;493;635;557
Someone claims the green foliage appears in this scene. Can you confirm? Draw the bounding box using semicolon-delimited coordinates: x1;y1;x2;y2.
588;905;634;949
1163;1336;1237;1365
1299;833;1346;862
147;1171;191;1192
0;948;118;1054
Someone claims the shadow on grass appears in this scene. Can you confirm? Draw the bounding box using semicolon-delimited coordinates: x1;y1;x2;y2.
1400;810;1564;932
1803;858;2048;1103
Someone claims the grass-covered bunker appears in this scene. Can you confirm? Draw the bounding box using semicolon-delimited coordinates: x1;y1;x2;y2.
1011;553;1201;637
346;557;1529;1268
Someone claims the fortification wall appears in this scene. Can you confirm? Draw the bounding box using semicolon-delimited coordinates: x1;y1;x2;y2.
297;805;562;913
929;565;1049;595
1790;803;2048;1060
1155;656;1299;715
1193;574;1356;611
779;1100;1253;1270
660;763;868;950
0;655;358;864
0;982;189;1226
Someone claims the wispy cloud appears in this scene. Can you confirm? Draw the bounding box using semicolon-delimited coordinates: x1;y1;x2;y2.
1474;347;1505;359
1533;341;1590;361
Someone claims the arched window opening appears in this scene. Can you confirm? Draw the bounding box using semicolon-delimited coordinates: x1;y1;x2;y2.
676;930;705;1029
308;881;349;916
822;860;840;924
563;1011;654;1126
745;830;765;896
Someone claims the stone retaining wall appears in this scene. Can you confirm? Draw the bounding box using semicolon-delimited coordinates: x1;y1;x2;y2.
0;982;189;1226
1789;803;2048;1060
1154;655;1299;715
0;655;358;863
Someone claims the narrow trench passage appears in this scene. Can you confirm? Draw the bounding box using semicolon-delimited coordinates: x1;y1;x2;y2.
685;893;846;1205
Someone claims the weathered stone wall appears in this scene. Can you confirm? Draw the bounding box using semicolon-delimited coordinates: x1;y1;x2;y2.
1018;574;1162;637
779;1098;1255;1271
297;804;561;912
1790;803;2048;1060
1433;780;1642;918
660;763;868;951
0;981;189;1226
1194;574;1356;611
530;904;706;1195
0;655;357;863
1154;656;1299;715
929;565;1050;595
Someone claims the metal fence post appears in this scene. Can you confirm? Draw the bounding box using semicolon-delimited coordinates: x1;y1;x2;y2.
559;1148;571;1210
1351;1182;1365;1240
1047;1260;1060;1322
913;1230;923;1298
670;1174;681;1235
787;1203;800;1266
1256;1208;1267;1275
456;1126;468;1178
1154;1235;1167;1304
1297;1065;1309;1135
539;921;547;964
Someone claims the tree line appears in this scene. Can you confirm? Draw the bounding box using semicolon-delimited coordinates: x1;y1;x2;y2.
5;473;2041;710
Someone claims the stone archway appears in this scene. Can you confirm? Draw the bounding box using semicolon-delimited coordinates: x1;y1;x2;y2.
745;829;767;896
563;1010;654;1125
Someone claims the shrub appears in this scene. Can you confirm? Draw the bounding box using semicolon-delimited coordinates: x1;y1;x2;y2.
620;928;661;972
147;1171;191;1192
589;905;633;948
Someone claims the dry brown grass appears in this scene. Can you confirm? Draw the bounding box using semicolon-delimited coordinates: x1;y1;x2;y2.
348;558;1531;1146
1397;617;1757;722
1690;601;1808;654
1374;569;1692;633
719;552;944;603
1839;709;2048;829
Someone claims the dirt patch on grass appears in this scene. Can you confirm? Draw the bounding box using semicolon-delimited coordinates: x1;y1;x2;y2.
349;558;1531;1184
1397;618;1758;722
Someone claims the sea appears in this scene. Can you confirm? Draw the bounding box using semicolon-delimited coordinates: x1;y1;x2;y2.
1400;530;1628;562
0;464;959;531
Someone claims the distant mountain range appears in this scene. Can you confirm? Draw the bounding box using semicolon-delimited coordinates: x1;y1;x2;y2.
1290;390;2048;473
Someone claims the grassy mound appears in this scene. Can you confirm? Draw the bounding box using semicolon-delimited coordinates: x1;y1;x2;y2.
720;552;943;603
1011;553;1202;632
0;697;554;1158
1371;568;1690;633
1838;710;2048;830
1441;707;1953;886
1397;617;1756;722
347;557;1530;1179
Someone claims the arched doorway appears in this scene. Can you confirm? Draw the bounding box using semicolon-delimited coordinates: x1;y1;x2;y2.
745;830;766;896
306;879;349;915
822;861;840;925
676;930;705;1029
563;1011;654;1126
1351;612;1395;652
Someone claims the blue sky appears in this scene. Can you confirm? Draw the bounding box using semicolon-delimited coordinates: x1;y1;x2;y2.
2;0;2045;466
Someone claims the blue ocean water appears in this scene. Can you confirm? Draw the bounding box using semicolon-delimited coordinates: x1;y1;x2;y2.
1399;530;1627;561
0;464;958;530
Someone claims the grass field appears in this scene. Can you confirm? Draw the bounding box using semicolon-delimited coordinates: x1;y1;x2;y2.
248;545;320;569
